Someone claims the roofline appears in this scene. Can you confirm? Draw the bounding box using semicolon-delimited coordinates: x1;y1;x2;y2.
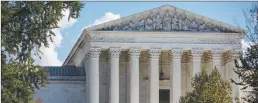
63;29;87;66
62;4;248;66
85;5;170;31
85;5;245;33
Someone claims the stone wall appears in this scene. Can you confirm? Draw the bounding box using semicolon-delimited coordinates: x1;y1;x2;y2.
34;81;86;103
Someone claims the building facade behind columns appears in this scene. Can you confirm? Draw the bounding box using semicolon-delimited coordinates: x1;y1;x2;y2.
35;5;246;103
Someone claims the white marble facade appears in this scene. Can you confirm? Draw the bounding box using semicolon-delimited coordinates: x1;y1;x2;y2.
60;5;245;103
63;31;243;103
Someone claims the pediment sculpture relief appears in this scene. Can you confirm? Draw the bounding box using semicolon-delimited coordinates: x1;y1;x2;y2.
98;11;238;33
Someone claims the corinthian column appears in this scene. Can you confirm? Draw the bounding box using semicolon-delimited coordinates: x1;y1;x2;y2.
191;49;202;92
192;49;202;77
169;48;182;103
148;48;161;103
212;49;223;78
109;48;121;103
88;47;101;103
84;53;90;103
229;50;240;103
128;48;141;103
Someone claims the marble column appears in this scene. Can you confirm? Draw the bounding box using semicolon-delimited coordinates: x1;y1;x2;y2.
229;58;236;103
84;54;90;103
229;50;239;103
169;49;182;103
148;49;161;103
109;48;121;103
223;50;236;81
191;49;202;91
224;56;229;81
128;48;141;103
192;49;202;75
88;47;101;103
212;49;223;78
233;51;240;103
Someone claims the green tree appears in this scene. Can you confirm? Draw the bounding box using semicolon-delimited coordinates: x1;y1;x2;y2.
232;3;258;103
1;1;84;103
179;68;232;103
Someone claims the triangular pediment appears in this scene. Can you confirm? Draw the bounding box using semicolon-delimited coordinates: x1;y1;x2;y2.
86;5;242;33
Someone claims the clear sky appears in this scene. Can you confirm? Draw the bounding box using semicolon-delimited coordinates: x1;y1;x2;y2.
34;2;256;66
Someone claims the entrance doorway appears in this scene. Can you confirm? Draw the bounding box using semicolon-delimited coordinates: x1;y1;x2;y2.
159;89;169;103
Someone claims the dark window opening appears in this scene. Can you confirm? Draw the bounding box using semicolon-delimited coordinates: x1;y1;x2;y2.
159;89;169;103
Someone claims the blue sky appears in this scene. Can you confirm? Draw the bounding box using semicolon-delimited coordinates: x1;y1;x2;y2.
35;2;255;66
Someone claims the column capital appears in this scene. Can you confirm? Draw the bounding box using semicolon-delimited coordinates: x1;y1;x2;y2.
109;48;121;58
231;50;241;58
192;48;203;59
169;48;183;59
212;49;224;60
148;48;161;59
128;48;141;59
89;47;101;58
222;50;236;62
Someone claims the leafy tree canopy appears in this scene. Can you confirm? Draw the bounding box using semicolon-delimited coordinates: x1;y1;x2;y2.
179;68;232;103
232;3;258;103
1;1;84;103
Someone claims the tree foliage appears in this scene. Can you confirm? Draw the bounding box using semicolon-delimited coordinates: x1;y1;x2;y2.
1;1;84;103
232;3;258;103
179;68;232;103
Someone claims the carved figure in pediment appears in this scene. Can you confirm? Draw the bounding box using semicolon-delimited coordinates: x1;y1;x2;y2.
220;27;227;32
137;19;145;31
122;21;132;30
213;27;220;32
199;23;206;31
182;18;190;31
113;25;119;30
118;24;124;30
145;17;153;31
122;25;130;30
129;20;137;30
205;24;212;32
199;23;213;32
153;14;162;30
190;20;198;31
178;17;183;30
210;24;220;32
162;12;172;31
206;25;213;32
105;26;112;31
171;14;179;30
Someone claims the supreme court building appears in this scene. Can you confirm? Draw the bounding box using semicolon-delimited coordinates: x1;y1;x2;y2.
35;5;245;103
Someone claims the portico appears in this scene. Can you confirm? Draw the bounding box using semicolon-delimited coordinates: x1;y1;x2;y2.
63;5;244;103
83;45;239;103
